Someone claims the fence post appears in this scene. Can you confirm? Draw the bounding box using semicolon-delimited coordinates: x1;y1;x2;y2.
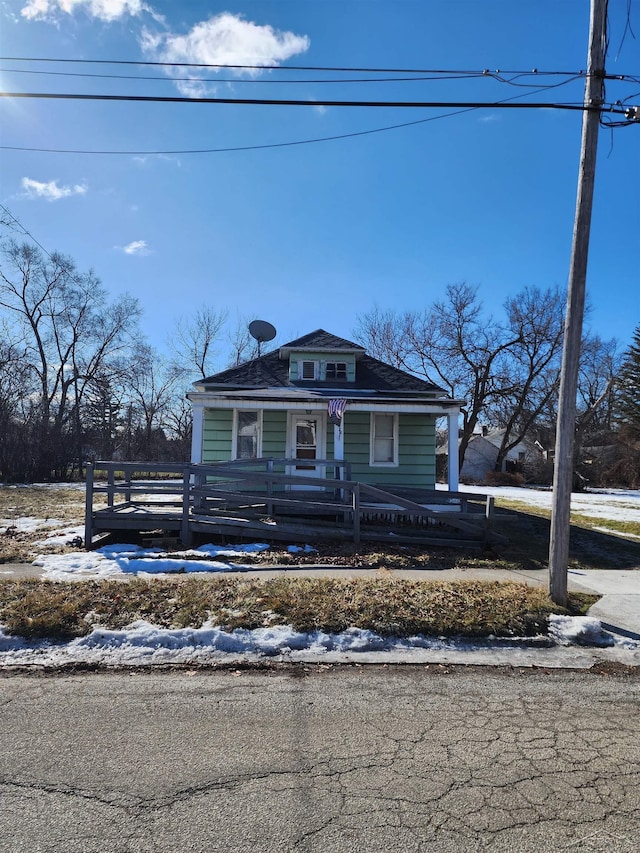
352;482;360;544
181;471;192;547
484;496;495;546
107;466;115;508
84;462;94;549
267;459;274;515
192;465;203;512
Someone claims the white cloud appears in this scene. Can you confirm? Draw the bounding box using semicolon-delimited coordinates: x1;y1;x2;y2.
121;240;149;255
141;13;310;96
21;0;150;22
21;177;87;201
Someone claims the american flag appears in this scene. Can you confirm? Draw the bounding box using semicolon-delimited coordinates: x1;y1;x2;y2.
328;399;348;425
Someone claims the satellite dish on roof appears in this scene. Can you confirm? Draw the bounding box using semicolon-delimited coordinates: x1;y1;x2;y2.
249;319;277;356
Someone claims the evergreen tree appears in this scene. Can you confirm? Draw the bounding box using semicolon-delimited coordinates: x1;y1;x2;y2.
617;325;640;440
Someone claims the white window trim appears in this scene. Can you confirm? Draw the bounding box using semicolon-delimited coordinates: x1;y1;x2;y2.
300;360;318;380
369;412;399;467
231;409;263;460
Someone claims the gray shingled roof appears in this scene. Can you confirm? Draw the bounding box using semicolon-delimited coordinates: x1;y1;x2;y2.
279;329;365;351
198;329;446;397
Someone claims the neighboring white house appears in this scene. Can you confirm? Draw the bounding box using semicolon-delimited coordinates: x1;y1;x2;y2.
436;427;544;483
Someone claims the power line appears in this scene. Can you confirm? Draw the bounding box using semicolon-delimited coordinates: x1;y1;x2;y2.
0;108;483;155
0;204;54;260
0;91;602;110
2;81;634;157
0;56;589;75
0;66;590;87
1;67;489;85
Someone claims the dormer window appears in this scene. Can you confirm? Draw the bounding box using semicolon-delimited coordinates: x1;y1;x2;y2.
326;361;348;380
301;360;318;380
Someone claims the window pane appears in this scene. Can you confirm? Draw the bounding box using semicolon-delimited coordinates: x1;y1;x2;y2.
236;412;258;458
376;415;394;439
326;362;347;380
301;361;316;379
374;438;394;462
372;415;395;463
296;421;316;447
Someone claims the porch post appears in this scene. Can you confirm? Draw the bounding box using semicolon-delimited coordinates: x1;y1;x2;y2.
447;410;460;492
333;420;344;475
191;403;205;464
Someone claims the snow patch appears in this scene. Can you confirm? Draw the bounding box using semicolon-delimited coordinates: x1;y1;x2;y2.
1;517;66;535
34;542;273;581
33;526;84;546
548;615;615;647
1;615;638;668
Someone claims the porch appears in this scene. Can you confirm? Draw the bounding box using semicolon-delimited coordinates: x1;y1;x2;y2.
84;459;505;550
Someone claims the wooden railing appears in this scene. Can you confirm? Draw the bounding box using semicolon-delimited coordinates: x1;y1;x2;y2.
85;459;497;547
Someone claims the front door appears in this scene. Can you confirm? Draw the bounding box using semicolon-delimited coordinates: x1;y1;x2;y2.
288;413;326;484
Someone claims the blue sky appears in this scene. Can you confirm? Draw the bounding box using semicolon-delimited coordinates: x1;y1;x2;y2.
1;0;638;365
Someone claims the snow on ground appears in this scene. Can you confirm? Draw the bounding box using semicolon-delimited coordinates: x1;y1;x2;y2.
34;542;274;581
33;526;85;547
0;616;638;669
450;484;640;524
0;517;67;535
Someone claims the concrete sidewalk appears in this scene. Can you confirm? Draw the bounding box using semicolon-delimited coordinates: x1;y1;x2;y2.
2;560;639;640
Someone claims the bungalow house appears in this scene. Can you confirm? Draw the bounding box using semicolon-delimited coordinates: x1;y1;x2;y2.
187;330;463;491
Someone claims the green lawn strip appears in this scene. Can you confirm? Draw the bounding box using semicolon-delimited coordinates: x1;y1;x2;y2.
569;514;640;538
0;577;595;642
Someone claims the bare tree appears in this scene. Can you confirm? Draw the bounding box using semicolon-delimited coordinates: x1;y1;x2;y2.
120;344;183;460
489;287;564;472
356;283;522;466
0;240;141;478
170;305;227;380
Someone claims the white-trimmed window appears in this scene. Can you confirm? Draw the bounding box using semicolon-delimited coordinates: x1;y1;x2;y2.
233;410;262;459
370;413;399;466
325;361;348;380
300;360;318;380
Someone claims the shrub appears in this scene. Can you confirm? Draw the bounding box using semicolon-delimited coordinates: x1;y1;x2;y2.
484;470;525;487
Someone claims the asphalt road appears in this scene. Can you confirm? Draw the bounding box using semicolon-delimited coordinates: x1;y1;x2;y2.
1;665;639;852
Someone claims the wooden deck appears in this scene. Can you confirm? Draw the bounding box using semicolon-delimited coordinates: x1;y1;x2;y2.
84;459;505;549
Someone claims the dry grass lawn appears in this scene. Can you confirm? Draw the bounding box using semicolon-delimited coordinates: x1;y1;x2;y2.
0;485;633;642
0;576;593;641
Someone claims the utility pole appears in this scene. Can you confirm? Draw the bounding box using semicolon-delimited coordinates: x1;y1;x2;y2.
548;0;607;605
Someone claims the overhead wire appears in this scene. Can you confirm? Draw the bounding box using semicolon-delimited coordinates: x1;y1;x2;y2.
0;66;601;89
1;55;635;155
0;56;590;75
0;204;54;260
0;79;631;157
0;91;601;109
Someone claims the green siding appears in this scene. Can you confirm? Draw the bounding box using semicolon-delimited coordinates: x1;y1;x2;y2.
200;407;436;488
344;413;436;488
262;410;286;457
202;409;233;462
